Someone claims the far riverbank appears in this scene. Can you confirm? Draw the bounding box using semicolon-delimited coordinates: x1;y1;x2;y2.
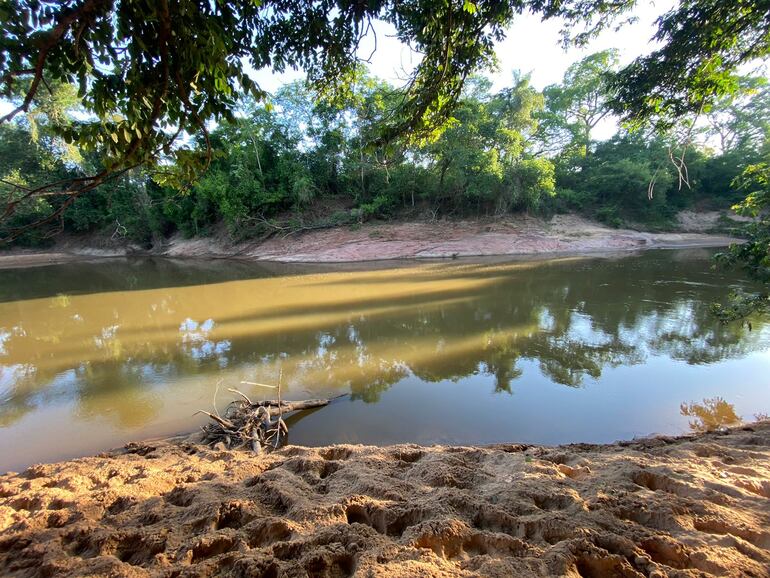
0;213;743;269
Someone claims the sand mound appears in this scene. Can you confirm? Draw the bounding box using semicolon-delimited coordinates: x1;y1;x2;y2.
1;424;768;577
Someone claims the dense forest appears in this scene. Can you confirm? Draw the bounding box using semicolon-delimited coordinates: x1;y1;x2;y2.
1;50;768;248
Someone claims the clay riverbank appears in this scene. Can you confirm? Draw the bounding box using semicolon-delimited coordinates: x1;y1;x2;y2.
0;214;742;269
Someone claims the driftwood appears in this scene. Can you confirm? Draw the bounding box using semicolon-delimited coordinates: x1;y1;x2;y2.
197;392;337;454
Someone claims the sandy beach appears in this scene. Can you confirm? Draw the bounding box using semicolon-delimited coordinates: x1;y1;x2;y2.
0;422;768;577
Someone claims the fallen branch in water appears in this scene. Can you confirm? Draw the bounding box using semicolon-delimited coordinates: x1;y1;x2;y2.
197;387;341;454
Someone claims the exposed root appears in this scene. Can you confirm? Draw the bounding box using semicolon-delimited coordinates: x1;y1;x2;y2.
198;391;340;453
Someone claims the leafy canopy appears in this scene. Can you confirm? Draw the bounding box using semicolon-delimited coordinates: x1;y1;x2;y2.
608;0;770;129
541;49;619;157
0;1;632;216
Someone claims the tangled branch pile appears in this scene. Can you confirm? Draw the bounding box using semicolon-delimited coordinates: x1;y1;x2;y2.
197;391;333;454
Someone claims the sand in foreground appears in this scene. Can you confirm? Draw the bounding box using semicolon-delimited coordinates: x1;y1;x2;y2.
1;424;768;577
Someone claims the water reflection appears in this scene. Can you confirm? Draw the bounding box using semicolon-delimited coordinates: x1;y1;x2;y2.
0;250;768;467
680;397;742;432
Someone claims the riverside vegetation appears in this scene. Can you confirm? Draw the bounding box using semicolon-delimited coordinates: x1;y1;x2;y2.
2;57;768;248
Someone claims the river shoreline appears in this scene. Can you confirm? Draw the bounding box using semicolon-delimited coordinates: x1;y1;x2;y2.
0;214;741;270
2;215;765;577
0;422;768;577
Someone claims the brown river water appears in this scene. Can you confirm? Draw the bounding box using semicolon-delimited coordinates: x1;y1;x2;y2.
0;248;768;472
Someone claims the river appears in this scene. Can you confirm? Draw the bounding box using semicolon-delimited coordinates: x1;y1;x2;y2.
0;248;768;472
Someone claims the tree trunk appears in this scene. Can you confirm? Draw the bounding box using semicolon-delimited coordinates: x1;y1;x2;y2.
251;137;263;177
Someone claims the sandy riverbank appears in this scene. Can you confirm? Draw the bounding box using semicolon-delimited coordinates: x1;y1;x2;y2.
0;423;768;577
0;214;741;269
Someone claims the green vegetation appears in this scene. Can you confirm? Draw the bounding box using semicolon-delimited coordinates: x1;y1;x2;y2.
713;161;770;320
2;60;768;246
2;0;768;235
0;0;643;235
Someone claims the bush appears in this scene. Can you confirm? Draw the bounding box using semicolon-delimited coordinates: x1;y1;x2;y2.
596;205;624;228
505;158;556;212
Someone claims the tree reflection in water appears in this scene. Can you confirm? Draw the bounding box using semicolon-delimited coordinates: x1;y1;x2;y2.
0;249;767;432
680;397;742;432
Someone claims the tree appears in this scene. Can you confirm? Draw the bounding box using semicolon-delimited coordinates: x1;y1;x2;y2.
713;159;770;320
555;135;676;226
1;0;769;243
541;49;619;156
609;0;770;130
702;76;770;154
417;72;553;215
422;78;504;213
491;71;545;165
0;81;86;244
0;0;639;239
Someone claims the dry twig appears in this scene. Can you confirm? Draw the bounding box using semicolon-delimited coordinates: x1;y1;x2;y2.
197;386;339;454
